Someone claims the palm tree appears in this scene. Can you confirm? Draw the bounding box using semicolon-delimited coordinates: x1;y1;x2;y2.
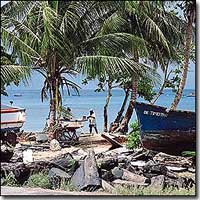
1;1;149;140
112;1;186;133
170;1;195;110
1;46;31;96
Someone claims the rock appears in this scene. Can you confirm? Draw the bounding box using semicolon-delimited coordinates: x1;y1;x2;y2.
97;157;118;170
50;153;77;174
100;169;114;182
48;167;71;189
111;167;123;179
101;179;114;192
143;161;168;178
36;133;48;143
13;163;31;184
50;139;61;151
71;150;101;191
149;175;165;190
112;167;149;184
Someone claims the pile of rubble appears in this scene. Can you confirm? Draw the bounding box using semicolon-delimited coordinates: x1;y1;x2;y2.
1;144;195;193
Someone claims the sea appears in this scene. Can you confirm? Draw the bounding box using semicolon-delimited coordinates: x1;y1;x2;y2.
1;89;195;133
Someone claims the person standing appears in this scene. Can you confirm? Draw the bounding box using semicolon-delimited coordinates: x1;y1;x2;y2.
87;109;98;135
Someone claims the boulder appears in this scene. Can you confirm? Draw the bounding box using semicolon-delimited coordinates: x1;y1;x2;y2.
71;150;101;191
48;167;71;189
49;139;61;151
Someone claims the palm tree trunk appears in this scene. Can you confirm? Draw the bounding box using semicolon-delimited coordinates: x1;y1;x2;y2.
114;79;138;134
109;88;129;133
48;79;57;141
170;7;195;110
104;80;112;132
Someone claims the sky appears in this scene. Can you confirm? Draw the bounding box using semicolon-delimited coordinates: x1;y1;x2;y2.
1;0;196;90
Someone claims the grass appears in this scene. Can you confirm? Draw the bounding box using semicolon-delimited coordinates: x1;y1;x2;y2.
112;186;196;196
2;172;195;196
23;172;51;189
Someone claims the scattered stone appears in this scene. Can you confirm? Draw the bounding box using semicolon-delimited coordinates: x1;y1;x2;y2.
36;133;48;143
48;167;71;189
71;150;101;191
112;167;149;184
143;160;168;178
149;175;165;190
50;139;61;151
13;163;31;184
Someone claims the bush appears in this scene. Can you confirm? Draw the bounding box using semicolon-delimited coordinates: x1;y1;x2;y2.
24;172;51;189
126;120;141;149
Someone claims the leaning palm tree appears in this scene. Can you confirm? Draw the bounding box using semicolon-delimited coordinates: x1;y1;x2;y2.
170;1;196;110
110;1;187;133
1;1;149;140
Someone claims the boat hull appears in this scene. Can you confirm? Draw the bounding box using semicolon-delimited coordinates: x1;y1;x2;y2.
134;102;196;155
1;105;26;132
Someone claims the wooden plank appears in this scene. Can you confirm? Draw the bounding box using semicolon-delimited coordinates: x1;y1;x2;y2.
101;134;123;149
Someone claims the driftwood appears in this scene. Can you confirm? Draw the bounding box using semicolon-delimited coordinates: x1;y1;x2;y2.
101;134;123;149
153;152;193;167
71;150;101;191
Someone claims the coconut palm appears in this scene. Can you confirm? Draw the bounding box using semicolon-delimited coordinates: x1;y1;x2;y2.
110;1;187;133
170;1;196;110
1;1;150;140
1;46;31;96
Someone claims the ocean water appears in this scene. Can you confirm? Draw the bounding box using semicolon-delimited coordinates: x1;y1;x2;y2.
1;89;195;133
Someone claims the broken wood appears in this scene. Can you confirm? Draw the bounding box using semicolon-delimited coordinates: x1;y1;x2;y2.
153;152;193;167
101;134;123;149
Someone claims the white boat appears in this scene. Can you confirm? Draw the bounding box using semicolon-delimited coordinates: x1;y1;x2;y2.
1;104;26;161
1;104;26;132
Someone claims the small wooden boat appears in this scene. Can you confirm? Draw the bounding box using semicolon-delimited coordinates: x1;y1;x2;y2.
134;102;196;155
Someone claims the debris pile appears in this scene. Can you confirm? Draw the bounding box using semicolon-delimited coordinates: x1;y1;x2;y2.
1;144;195;193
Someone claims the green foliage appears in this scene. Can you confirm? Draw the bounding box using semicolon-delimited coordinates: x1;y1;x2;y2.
126;120;140;149
24;172;51;189
1;173;20;187
60;181;76;191
1;46;31;96
112;186;195;195
181;151;196;157
137;78;156;102
59;106;73;120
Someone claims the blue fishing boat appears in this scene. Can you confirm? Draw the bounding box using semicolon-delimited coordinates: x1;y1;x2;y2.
134;102;196;155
